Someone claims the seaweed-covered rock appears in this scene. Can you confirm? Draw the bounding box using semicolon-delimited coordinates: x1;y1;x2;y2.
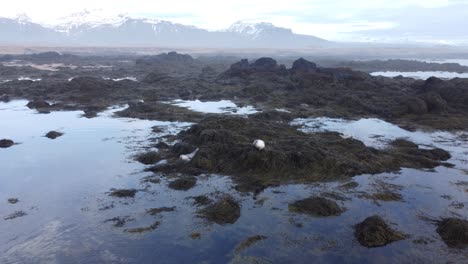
0;139;14;148
168;177;197;191
436;218;468;248
288;196;344;217
355;215;406;247
198;196;241;224
170;117;451;191
136;151;161;165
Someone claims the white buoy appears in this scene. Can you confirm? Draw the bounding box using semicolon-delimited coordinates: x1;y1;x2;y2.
252;139;265;150
179;148;199;162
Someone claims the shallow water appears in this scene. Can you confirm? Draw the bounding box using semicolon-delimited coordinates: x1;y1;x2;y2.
370;71;468;80
170;99;258;115
1;101;467;263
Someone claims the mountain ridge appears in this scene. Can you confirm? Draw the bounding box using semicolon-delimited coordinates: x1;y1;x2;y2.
0;12;328;48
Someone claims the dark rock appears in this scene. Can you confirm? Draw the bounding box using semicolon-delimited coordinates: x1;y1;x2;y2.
155;142;169;149
288;196;344;217
198;196;240;225
354;215;406;247
45;131;63;139
0;139;14;148
26;100;51;109
171;142;196;156
291;58;317;73
423;93;447;113
436;218;468;248
0;94;10;102
404;97;428;115
142;71;170;84
252;57;278;70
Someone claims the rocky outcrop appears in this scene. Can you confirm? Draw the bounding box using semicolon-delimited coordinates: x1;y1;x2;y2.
355;215;406;247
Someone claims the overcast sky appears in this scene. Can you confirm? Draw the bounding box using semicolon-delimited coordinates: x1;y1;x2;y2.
1;0;467;43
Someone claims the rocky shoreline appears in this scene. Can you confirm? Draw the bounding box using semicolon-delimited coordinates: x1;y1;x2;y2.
1;51;467;254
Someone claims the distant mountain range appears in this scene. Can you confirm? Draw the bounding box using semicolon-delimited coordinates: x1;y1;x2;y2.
0;11;328;48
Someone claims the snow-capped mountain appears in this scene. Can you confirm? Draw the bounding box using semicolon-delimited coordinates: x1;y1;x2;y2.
0;14;63;45
227;21;293;39
0;11;328;48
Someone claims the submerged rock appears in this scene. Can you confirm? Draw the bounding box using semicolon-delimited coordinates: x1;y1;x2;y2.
288;197;344;217
45;131;63;139
436;218;468;248
235;235;268;253
7;198;19;204
192;195;211;206
146;207;176;216
198;196;241;225
4;211;27;220
124;221;160;233
0;139;14;148
354;215;406;247
109;189;138;198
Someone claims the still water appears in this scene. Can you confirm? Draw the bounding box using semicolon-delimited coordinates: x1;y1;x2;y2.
1;101;467;263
